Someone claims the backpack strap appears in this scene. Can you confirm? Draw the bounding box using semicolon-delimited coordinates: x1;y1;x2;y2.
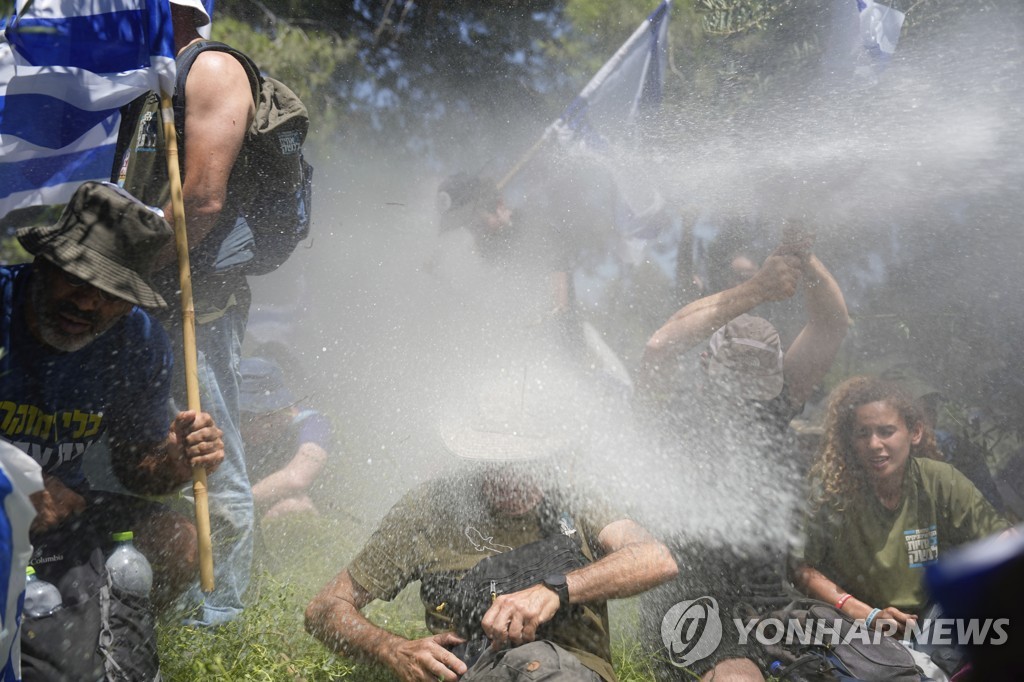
172;40;262;163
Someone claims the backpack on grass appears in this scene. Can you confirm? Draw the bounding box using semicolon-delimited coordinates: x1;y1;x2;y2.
174;41;313;276
22;526;159;682
758;599;925;682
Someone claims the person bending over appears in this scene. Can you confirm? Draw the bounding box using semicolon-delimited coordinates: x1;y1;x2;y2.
0;181;224;607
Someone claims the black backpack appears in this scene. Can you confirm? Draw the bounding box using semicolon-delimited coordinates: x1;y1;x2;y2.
22;527;159;682
174;41;313;276
759;600;925;681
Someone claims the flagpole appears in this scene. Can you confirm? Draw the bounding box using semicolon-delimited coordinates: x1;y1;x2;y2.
160;93;215;593
497;127;553;191
496;0;670;192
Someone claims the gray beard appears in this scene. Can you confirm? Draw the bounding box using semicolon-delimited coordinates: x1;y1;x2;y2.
29;271;121;353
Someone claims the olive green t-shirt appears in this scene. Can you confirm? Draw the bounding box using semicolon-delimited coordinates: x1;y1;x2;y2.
348;476;619;682
800;457;1010;612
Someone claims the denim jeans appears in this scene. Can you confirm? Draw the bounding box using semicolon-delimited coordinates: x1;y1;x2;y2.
162;281;254;625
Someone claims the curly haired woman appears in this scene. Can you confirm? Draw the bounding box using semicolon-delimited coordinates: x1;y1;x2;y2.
793;375;1011;637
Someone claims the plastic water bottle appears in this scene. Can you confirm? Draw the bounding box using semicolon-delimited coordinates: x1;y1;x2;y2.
105;530;153;598
24;566;62;617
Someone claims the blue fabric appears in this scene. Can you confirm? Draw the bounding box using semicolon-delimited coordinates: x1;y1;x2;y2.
0;0;176;216
169;299;253;625
295;410;332;450
0;471;13;676
0;265;173;488
245;409;333;484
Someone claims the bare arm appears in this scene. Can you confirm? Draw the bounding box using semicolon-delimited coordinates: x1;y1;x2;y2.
782;254;849;405
637;252;802;393
305;569;467;682
481;519;679;648
155;50;254;267
569;519;680;601
794;562;916;637
111;410;224;496
29;474;86;533
251;442;327;509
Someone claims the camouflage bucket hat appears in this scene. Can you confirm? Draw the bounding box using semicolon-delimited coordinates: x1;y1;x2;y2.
17;182;172;308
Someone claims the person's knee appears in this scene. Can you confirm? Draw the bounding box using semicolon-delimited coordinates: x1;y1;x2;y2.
701;657;765;682
136;510;197;606
261;495;318;522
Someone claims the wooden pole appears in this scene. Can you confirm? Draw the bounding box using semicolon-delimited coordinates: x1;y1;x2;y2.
496;127;554;191
160;93;215;593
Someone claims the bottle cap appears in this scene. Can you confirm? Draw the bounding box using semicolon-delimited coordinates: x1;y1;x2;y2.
26;566;36;577
112;531;135;542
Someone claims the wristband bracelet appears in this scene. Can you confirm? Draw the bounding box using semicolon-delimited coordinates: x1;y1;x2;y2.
865;608;882;630
835;593;852;610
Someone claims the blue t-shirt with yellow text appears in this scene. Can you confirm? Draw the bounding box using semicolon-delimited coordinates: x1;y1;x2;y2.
1;264;172;489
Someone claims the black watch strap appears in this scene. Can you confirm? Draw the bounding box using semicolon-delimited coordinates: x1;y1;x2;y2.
542;574;570;609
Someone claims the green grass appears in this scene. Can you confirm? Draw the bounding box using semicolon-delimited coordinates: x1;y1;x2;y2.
156;513;667;681
159;574;665;681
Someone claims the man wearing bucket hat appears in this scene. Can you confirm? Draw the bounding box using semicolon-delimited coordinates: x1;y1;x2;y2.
306;365;678;682
0;181;225;606
112;0;259;625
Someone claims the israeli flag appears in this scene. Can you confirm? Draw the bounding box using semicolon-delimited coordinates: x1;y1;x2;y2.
550;0;670;149
854;0;905;80
548;0;671;263
0;0;176;220
858;0;905;57
0;442;43;681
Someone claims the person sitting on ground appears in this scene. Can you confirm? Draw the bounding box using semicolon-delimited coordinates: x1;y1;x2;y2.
305;366;679;682
0;181;224;608
880;363;1009;517
238;356;332;524
794;376;1012;638
638;220;848;423
636;221;850;682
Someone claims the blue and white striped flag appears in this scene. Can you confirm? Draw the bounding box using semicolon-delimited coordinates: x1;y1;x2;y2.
547;0;671;264
0;0;176;219
853;0;905;81
550;0;670;151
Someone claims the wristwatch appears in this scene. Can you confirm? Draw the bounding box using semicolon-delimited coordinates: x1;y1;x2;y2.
542;574;570;609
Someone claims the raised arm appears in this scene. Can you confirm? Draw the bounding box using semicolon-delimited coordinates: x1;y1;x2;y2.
480;519;678;648
637;250;803;392
781;254;849;405
305;569;468;682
